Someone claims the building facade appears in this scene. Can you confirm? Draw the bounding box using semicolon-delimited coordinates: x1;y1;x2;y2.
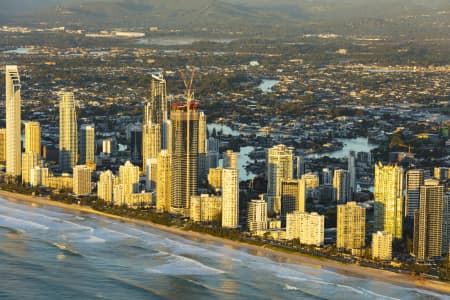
59;92;78;172
5;65;21;176
286;211;324;246
337;202;366;251
374;163;404;239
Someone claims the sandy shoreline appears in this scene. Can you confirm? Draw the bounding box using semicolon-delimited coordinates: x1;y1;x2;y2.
1;190;449;296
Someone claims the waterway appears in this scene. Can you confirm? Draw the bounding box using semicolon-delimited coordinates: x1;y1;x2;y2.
256;79;279;93
2;47;34;54
306;137;378;159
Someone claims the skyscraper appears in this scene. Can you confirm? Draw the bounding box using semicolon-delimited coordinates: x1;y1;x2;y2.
0;128;6;163
223;149;238;169
119;161;140;196
145;74;167;127
73;165;92;196
247;199;267;233
374;163;404;239
142;122;161;172
79;124;95;165
267;144;294;214
405;169;424;218
348;150;356;194
322;168;333;185
170;103;199;215
222;168;239;228
207;167;223;192
59;92;78;172
156;150;171;212
443;192;450;255
333;169;350;203
5;65;21;176
198;112;208;182
295;155;305;179
414;179;444;262
281;179;306;225
24;121;41;156
337;202;366;251
207;137;219;169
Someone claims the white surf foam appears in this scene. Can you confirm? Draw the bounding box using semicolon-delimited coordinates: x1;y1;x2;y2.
0;214;49;231
146;254;226;276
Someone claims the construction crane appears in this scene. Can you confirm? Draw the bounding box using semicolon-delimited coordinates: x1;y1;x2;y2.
179;68;196;105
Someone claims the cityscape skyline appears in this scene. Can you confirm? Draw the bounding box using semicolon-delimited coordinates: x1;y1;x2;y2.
1;61;449;296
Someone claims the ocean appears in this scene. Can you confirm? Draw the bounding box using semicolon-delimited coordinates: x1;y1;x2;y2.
0;197;447;300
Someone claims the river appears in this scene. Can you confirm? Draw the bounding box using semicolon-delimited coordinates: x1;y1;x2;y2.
0;198;445;299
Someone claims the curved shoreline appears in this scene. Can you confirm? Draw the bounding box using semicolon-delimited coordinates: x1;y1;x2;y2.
0;190;449;296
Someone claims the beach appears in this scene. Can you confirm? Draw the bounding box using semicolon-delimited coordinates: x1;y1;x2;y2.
0;189;449;296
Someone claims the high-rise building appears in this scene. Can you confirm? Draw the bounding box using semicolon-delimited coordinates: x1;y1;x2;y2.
198;112;208;183
333;169;350;203
0;128;5;163
162;119;172;152
207;137;219;169
142;122;161;173
190;194;222;223
79;124;95;165
21;152;39;185
170;103;199;214
156;150;171;212
128;123;142;165
247;199;267;233
208;167;223;192
322;168;333;185
144;158;157;191
434;167;449;181
119;161;140;196
414;179;444;262
405;169;424;218
302;172;320;200
5;65;21;176
97;170;116;203
374;163;404;239
30;166;49;187
443;192;450;255
348;151;356;194
73;165;92;195
295;155;305;179
222;168;239;228
372;231;393;261
281;179;306;225
223;150;238;169
24;121;41;156
286;211;324;246
145;74;167;128
337;202;366;251
59;92;78;172
102;138;112;154
267;145;294;214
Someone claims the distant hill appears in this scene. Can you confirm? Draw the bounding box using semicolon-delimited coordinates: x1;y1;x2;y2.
1;0;291;30
1;0;449;37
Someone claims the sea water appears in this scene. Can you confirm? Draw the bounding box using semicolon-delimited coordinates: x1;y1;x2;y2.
0;197;447;300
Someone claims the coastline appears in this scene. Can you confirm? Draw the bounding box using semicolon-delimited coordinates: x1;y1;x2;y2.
0;190;449;296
